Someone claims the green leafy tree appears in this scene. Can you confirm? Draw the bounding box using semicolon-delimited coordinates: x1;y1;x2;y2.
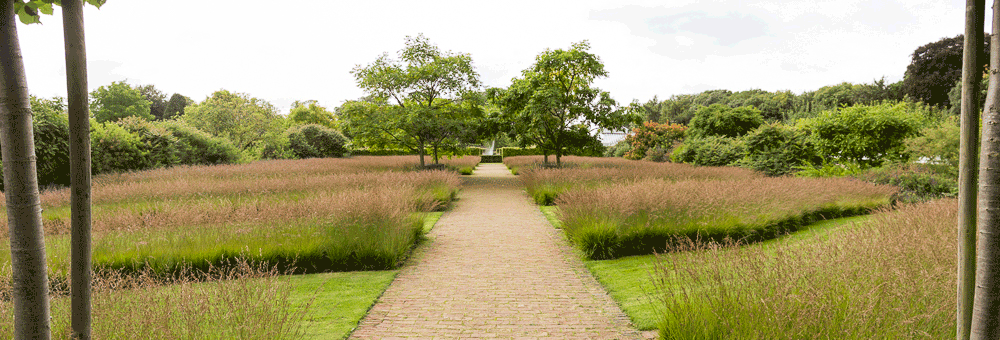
136;84;166;120
163;92;191;120
181;89;282;151
688;104;764;138
89;80;152;123
804;102;925;167
741;123;820;176
344;34;483;167
288;100;337;129
490;41;639;166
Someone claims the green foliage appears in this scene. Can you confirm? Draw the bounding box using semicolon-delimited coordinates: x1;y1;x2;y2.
688;104;763;138
794;161;864;178
182;90;283;150
903;34;990;107
156;120;242;166
288;100;338;129
604;140;631;158
805;102;926;167
29;97;70;188
137;84;168;120
13;0;104;24
499;147;545;157
489;41;640;164
480;155;502;163
90;119;149;174
90;81;153;123
905;116;960;176
740;123;820;176
670;136;747;167
344;34;484;165
854;164;957;203
286;124;349;159
118;116;180;168
623;121;686;161
163;93;192;120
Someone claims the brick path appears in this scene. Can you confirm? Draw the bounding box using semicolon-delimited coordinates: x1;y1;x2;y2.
350;163;643;339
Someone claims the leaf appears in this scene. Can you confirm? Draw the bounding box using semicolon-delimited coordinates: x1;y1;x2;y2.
85;0;106;8
37;2;53;15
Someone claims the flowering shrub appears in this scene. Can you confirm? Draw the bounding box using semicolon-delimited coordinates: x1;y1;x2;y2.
623;122;687;161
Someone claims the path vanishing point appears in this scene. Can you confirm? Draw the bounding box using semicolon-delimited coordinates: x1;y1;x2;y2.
351;163;646;339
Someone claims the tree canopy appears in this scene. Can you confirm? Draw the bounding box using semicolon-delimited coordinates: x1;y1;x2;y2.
903;34;990;107
289;100;337;129
89;81;152;123
342;34;483;166
181;89;282;150
490;41;639;165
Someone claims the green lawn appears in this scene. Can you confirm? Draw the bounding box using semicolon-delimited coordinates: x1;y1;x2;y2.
289;270;398;339
583;215;869;331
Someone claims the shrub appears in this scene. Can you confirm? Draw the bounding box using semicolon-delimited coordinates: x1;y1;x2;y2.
287;124;349;159
480;155;502;163
500;147;545;157
688;104;764;138
604;140;631;158
156;120;241;166
118;116;180;168
855;163;957;203
30;105;71;188
90;120;150;174
740;123;820;176
905;116;959;176
623;121;687;161
805;101;925;167
670;135;747;166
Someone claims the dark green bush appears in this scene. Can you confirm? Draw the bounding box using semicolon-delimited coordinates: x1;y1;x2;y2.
855;164;957;203
805;102;925;167
688;104;764;138
287;124;349;159
480;155;502;163
740;123;821;176
671;136;747;166
500;147;545;157
91;120;149;174
31;106;71;188
118;116;179;168
156;120;241;165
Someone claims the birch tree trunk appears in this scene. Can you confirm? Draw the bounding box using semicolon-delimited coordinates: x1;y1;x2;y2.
62;0;93;338
0;0;52;338
972;1;1000;338
958;1;986;339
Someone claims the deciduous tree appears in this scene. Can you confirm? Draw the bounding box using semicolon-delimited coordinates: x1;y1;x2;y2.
89;80;151;123
182;89;282;150
491;41;638;166
344;34;482;167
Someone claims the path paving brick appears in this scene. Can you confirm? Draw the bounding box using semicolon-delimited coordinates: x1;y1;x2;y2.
351;163;644;339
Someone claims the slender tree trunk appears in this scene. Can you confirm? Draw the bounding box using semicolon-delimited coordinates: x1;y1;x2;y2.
433;145;439;164
972;2;1000;338
62;1;93;338
959;1;986;339
0;1;52;338
418;143;425;168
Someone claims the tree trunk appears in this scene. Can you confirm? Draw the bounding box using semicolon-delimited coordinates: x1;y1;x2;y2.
0;1;52;338
543;152;549;165
433;144;439;164
972;2;1000;338
959;1;986;339
62;0;93;338
418;144;425;168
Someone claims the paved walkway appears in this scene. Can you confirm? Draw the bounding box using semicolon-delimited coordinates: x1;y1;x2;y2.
351;163;643;339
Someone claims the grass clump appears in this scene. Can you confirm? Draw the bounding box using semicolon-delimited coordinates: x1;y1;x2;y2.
558;177;894;259
653;199;956;339
1;260;310;339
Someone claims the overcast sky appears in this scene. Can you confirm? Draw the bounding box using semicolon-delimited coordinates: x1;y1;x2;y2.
14;0;982;114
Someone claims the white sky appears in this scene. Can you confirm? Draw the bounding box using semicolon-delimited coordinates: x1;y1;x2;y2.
14;0;983;114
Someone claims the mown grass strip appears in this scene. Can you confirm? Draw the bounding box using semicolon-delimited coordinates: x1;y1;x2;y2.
289;270;398;339
584;216;869;331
